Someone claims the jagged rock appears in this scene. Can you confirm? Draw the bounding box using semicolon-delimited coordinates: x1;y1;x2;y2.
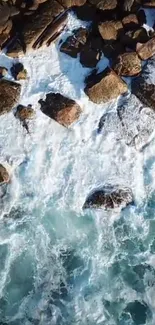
58;0;86;7
98;21;123;41
39;93;82;127
0;79;21;115
0;2;19;48
11;63;27;80
83;185;133;209
85;67;128;104
88;0;117;10
15;104;35;121
60;28;88;58
121;27;150;49
0;164;9;184
113;52;141;76
0;67;8;78
142;0;155;7
131;78;155;110
122;14;139;30
136;37;155;60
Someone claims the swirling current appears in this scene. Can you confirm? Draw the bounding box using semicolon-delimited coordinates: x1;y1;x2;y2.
0;11;155;325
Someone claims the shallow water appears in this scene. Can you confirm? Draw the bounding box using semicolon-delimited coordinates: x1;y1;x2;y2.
0;11;155;325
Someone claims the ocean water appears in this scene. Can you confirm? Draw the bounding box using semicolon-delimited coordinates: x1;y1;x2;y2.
0;11;155;325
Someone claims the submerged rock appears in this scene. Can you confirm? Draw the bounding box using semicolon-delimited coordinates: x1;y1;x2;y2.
0;67;8;78
11;62;27;80
0;79;21;115
39;93;82;127
131;77;155;110
125;301;150;325
83;185;133;209
113;52;141;76
84;68;128;104
0;165;9;184
15;104;35;121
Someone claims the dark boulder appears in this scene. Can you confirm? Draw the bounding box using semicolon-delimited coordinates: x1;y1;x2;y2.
60;28;88;58
0;79;21;115
131;77;155;110
121;27;150;49
39;93;82;127
83;185;133;209
88;0;117;11
11;62;27;80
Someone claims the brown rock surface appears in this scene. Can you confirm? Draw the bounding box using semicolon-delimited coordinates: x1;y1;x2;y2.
98;21;123;41
39;93;82;127
58;0;86;7
0;79;21;115
113;52;141;76
15;104;35;121
88;0;117;10
11;62;27;80
122;14;139;30
85;67;128;104
136;37;155;60
0;164;9;184
142;0;155;7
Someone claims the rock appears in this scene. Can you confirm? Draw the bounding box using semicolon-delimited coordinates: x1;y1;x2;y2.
113;52;141;76
142;0;155;7
11;63;27;80
0;2;19;48
60;28;88;58
39;93;82;127
0;79;21;115
0;164;9;184
125;301;149;325
98;20;123;41
102;41;125;59
131;77;155;110
83;185;133;209
136;37;155;60
0;67;8;78
122;14;139;30
15;104;35;121
80;36;103;67
88;0;117;10
58;0;86;7
121;27;150;49
74;3;97;21
84;67;128;104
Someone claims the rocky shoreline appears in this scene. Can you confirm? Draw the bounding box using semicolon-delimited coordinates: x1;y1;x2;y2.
0;0;155;210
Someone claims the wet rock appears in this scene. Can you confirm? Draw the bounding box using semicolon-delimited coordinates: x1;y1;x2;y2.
98;20;123;41
15;104;35;121
39;93;82;127
88;0;117;11
113;52;141;76
121;27;150;49
122;14;139;30
80;36;103;67
7;0;65;54
58;0;86;7
131;77;155;110
74;3;97;21
0;165;9;184
142;0;155;7
125;301;150;325
0;67;8;78
0;79;21;115
11;62;27;80
83;185;133;209
123;0;135;11
60;28;88;58
136;37;155;60
102;41;125;59
85;67;128;104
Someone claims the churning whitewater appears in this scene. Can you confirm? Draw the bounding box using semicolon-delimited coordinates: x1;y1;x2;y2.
1;11;155;325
